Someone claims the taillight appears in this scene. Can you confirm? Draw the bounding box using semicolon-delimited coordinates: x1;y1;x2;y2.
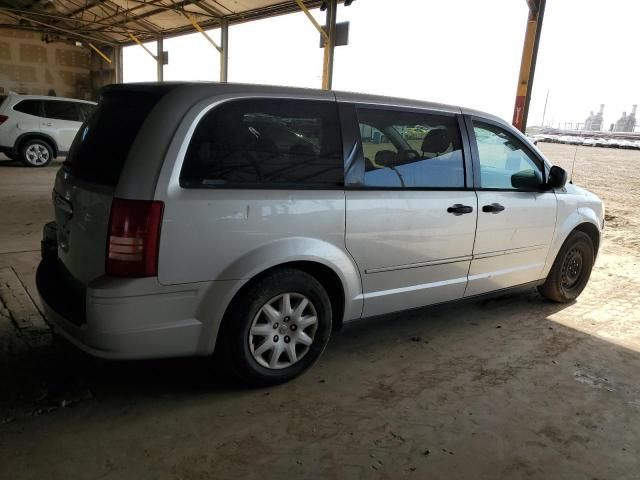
106;198;164;277
0;115;8;124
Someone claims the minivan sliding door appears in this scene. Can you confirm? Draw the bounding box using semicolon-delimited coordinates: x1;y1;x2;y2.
339;101;477;318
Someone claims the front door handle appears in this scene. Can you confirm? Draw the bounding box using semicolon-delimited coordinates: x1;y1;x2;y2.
447;204;473;215
482;203;505;213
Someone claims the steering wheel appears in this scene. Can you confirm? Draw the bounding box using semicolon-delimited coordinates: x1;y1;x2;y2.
397;149;421;162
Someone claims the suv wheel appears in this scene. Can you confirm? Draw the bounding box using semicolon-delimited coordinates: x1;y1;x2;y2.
220;268;332;386
538;230;595;303
20;139;53;167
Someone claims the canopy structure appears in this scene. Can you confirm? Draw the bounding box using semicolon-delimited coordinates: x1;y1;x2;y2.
0;0;543;131
0;0;345;88
0;1;336;44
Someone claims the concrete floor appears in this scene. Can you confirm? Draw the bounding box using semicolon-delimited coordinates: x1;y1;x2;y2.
1;146;639;479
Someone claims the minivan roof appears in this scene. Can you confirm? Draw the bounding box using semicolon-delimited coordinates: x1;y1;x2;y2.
109;81;520;200
101;82;508;126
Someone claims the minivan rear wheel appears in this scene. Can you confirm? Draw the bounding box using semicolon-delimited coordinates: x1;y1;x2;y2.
220;268;332;386
538;230;594;303
20;139;53;167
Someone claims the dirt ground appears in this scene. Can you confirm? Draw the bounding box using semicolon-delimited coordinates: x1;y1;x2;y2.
0;144;639;480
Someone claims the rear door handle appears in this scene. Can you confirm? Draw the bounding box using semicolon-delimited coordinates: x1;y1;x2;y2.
42;122;53;126
482;203;505;213
447;204;473;215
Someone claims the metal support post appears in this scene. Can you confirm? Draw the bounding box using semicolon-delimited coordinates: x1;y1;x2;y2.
114;45;123;83
512;0;546;132
220;18;229;82
156;35;164;82
321;0;337;90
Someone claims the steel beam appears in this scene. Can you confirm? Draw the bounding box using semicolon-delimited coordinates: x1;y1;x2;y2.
0;8;117;46
512;0;546;132
220;18;229;82
89;42;112;63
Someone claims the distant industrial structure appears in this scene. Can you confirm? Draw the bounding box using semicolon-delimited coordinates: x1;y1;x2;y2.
584;104;605;131
612;105;637;132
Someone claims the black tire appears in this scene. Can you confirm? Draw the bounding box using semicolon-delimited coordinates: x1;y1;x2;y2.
218;268;332;387
20;138;54;167
538;231;595;303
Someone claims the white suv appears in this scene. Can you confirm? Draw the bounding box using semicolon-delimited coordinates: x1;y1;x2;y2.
0;93;96;167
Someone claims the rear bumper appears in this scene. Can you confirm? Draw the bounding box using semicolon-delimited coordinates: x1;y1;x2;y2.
0;145;16;156
36;259;211;360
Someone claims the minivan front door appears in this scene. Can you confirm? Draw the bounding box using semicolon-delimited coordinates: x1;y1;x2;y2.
341;103;477;318
465;119;557;297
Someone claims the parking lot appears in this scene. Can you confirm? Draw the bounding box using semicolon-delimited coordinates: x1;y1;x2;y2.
1;143;639;479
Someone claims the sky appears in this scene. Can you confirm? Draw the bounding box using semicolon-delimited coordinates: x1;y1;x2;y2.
123;0;639;130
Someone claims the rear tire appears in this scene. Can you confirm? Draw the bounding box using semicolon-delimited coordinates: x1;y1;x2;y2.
538;231;595;303
219;268;332;387
20;138;54;167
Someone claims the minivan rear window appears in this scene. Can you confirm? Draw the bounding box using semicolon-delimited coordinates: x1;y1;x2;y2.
65;91;164;186
181;99;344;188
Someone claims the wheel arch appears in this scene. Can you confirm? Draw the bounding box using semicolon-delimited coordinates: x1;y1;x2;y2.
542;214;601;279
14;132;59;157
208;258;357;356
573;222;600;257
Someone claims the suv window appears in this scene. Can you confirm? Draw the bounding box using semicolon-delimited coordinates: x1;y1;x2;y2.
43;100;81;121
357;108;464;188
13;99;43;117
65;90;165;186
473;121;543;190
181;99;343;188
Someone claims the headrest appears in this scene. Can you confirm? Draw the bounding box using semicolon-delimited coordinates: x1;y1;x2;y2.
289;143;315;158
374;149;396;167
253;137;278;156
421;128;451;154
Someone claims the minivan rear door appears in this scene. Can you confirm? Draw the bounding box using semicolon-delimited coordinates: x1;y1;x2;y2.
339;100;477;318
52;89;169;285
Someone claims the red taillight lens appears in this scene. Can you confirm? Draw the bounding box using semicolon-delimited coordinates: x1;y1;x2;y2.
106;198;164;277
0;115;8;124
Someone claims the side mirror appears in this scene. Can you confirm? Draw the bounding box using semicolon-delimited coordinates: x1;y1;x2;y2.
547;165;568;189
511;169;544;190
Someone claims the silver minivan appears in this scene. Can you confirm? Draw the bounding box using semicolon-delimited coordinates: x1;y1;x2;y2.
37;83;604;385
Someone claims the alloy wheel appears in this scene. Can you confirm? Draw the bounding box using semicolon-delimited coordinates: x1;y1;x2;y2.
24;143;50;166
248;293;319;370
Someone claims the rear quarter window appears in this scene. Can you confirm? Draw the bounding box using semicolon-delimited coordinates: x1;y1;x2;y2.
65;91;165;186
180;99;344;188
13;99;43;117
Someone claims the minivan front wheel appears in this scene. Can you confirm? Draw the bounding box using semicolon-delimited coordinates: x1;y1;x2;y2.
21;139;53;167
538;230;595;303
221;268;332;386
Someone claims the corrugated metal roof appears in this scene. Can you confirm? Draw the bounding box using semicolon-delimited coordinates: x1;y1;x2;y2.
0;1;332;45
